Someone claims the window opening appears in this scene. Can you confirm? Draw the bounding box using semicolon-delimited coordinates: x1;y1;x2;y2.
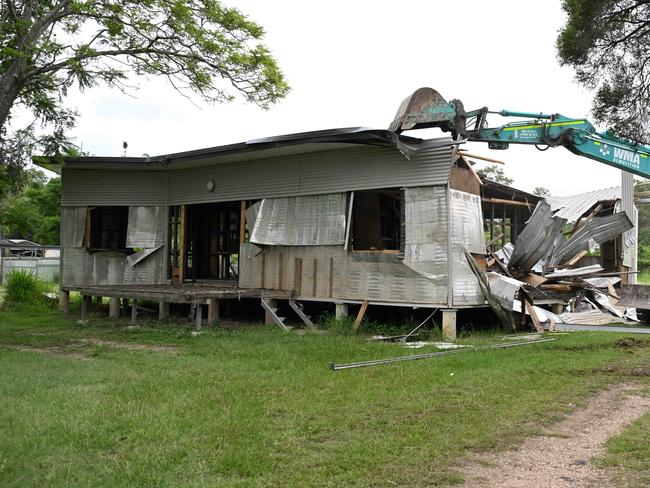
89;206;129;252
351;189;402;251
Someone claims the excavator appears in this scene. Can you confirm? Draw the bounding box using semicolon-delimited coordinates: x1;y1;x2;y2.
389;88;650;320
389;87;650;179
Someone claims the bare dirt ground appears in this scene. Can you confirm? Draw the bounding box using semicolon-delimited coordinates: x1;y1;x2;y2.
77;338;177;352
460;382;650;487
1;339;177;359
1;344;90;360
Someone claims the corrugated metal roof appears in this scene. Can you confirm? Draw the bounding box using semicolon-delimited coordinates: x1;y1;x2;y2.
37;128;460;173
544;265;604;279
547;186;621;223
509;200;567;272
559;310;622;325
553;212;633;264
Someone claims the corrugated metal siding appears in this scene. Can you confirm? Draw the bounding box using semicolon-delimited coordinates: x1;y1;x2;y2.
61;247;165;287
60;205;167;288
553;212;633;265
167;145;453;205
250;193;347;246
61;145;452;207
509;200;567;272
126;206;164;248
61;169;167;206
449;190;486;306
239;243;449;306
402;186;448;295
60;207;87;247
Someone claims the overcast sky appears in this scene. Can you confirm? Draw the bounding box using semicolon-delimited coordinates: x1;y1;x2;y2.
56;0;628;196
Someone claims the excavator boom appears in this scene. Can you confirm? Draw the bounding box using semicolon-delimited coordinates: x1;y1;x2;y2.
390;88;650;179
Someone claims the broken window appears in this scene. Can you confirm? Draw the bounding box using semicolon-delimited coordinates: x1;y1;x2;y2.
351;189;403;251
88;206;129;252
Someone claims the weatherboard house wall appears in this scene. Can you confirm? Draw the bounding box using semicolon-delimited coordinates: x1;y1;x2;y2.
50;130;487;308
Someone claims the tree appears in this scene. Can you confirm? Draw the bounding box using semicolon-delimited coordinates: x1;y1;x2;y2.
476;164;514;186
533;186;551;197
557;0;650;141
0;168;60;244
0;0;289;184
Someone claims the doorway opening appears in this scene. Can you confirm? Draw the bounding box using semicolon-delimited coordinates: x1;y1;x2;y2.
169;201;244;283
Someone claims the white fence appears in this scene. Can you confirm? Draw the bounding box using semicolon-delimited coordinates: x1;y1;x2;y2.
0;257;60;283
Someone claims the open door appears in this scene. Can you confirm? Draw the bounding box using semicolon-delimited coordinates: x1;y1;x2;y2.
184;202;242;282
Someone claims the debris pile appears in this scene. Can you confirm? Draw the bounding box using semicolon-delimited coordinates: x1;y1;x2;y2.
469;199;642;331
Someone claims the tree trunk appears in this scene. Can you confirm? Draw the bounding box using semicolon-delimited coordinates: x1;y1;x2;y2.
0;67;27;133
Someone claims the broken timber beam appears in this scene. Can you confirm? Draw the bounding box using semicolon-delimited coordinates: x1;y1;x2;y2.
482;197;533;208
353;300;369;333
457;150;505;165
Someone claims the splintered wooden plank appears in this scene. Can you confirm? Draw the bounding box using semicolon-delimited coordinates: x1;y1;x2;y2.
353;300;369;333
565;250;588;267
524;299;543;333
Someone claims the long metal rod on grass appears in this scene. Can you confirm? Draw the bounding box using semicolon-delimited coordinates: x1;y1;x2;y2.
330;338;556;371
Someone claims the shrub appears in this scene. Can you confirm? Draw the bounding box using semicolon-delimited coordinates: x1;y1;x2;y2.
320;312;356;335
4;270;43;305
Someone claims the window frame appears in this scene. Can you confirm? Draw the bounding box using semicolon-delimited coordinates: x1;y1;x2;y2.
87;206;130;253
349;188;404;254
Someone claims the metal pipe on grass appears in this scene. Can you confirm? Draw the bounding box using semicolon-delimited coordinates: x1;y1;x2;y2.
330;338;556;371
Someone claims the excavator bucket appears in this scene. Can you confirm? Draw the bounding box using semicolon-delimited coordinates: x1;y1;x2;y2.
389;87;465;137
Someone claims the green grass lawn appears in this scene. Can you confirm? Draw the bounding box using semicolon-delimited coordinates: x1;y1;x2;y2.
1;305;650;487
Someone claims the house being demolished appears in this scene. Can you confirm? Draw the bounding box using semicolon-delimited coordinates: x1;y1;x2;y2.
481;184;640;330
39;128;640;335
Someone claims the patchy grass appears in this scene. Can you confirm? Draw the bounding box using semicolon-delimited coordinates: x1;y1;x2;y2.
1;306;650;487
598;411;650;487
593;356;650;488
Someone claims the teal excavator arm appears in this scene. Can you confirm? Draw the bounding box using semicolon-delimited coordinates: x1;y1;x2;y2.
389;87;650;179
